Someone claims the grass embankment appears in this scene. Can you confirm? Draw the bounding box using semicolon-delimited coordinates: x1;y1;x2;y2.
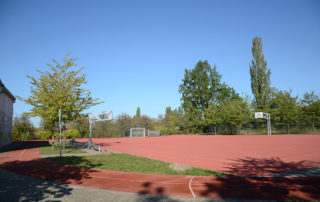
39;143;85;155
46;153;229;176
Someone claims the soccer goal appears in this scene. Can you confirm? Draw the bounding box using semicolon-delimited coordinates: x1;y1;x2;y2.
148;129;160;136
130;128;145;138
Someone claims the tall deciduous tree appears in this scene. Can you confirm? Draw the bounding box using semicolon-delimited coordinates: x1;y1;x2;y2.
271;90;299;134
116;113;132;136
250;37;271;111
219;98;251;134
301;91;320;132
179;60;221;130
12;113;35;141
204;104;221;135
18;52;101;149
179;60;238;131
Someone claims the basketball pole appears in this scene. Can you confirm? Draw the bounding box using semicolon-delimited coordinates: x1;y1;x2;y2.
255;112;272;136
88;112;112;149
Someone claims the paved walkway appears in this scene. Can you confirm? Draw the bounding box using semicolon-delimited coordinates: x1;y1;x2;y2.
0;141;319;201
1;168;224;202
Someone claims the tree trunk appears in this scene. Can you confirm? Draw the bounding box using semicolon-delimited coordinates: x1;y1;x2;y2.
51;129;55;150
287;120;290;134
297;117;301;134
214;126;217;135
63;127;66;152
312;114;315;133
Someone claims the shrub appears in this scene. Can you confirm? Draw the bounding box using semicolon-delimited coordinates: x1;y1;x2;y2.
38;130;51;140
65;129;80;139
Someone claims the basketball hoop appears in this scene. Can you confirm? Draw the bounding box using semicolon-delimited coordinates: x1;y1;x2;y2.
88;111;113;148
255;112;272;135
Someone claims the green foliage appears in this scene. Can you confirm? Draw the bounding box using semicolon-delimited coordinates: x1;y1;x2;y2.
135;107;141;118
17;52;102;137
162;106;187;131
301;91;320;131
12;114;35;141
204;104;221;134
271;90;299;133
219;98;251;134
249;37;271;111
65;129;80;139
116;113;132;136
67;117;89;138
37;130;52;140
179;60;239;132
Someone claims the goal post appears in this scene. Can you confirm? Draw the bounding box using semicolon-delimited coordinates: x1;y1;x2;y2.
130;128;145;138
148;129;160;136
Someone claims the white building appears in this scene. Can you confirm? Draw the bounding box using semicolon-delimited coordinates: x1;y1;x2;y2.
0;79;16;147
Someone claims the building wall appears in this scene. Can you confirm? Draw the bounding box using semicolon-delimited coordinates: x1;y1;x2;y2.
0;92;14;147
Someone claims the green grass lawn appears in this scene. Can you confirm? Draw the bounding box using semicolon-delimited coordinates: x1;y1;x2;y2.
46;153;230;176
39;143;86;155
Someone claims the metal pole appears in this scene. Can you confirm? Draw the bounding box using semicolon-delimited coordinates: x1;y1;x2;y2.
266;115;269;135
269;114;272;135
88;115;92;149
59;109;62;157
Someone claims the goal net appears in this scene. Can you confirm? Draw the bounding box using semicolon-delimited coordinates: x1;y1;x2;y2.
130;128;145;138
148;130;160;136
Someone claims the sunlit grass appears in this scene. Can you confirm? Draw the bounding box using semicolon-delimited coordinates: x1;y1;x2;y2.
47;153;230;176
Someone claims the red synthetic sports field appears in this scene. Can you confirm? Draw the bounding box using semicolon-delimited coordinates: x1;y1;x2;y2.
1;135;320;200
79;135;320;176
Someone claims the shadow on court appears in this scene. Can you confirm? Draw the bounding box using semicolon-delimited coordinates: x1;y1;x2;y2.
196;157;320;200
0;155;103;201
199;175;320;200
0;157;98;184
223;157;320;176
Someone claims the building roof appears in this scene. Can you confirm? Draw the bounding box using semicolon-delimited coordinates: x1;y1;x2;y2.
0;79;16;102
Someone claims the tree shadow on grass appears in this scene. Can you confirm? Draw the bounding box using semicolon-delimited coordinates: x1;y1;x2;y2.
198;157;320;200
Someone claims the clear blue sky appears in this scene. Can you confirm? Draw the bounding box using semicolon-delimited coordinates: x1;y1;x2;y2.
1;0;319;124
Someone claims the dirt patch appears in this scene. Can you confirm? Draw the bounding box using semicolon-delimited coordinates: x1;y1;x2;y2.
169;163;191;172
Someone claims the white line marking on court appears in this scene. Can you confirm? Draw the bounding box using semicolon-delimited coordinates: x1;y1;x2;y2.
18;150;25;161
188;176;196;197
